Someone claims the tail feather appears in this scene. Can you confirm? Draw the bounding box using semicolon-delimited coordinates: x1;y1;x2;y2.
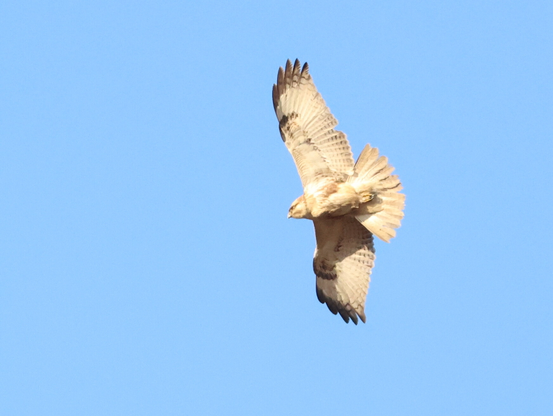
349;144;405;242
359;158;391;182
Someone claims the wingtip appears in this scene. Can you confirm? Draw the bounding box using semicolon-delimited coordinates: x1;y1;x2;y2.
338;309;352;324
285;59;293;78
273;59;312;111
277;66;284;88
272;83;278;111
293;58;301;73
338;309;366;325
273;66;286;111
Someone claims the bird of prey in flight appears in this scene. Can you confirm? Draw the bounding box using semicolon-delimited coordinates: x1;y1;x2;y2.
272;59;405;324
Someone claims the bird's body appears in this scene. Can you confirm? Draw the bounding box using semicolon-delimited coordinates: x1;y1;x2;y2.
273;59;405;324
289;180;362;220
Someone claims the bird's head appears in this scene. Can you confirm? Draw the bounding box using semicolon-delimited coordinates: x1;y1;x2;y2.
288;195;309;219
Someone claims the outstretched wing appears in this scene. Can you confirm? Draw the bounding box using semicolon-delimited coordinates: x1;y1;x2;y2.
313;216;375;324
273;59;355;188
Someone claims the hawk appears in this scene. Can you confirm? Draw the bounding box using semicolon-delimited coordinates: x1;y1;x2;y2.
272;59;405;324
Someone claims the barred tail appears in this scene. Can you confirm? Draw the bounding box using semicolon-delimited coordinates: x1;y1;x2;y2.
348;144;405;242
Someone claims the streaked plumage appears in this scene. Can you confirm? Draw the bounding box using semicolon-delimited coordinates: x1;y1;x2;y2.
273;59;405;324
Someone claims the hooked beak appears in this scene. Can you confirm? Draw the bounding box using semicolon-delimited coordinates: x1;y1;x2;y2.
287;211;291;219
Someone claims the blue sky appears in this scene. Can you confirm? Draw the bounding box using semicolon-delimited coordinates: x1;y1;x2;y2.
1;1;552;414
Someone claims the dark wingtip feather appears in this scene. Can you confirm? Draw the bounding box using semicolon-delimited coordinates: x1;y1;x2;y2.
273;66;285;111
277;66;284;90
327;302;339;315
338;310;350;323
316;286;367;325
293;58;301;74
272;83;278;111
285;59;293;81
273;59;311;112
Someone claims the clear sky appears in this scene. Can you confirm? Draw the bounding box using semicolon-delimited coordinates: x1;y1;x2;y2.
1;1;552;415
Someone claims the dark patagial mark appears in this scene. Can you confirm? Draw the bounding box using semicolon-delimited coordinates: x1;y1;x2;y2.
278;112;299;142
313;258;336;280
334;236;344;253
278;114;289;141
